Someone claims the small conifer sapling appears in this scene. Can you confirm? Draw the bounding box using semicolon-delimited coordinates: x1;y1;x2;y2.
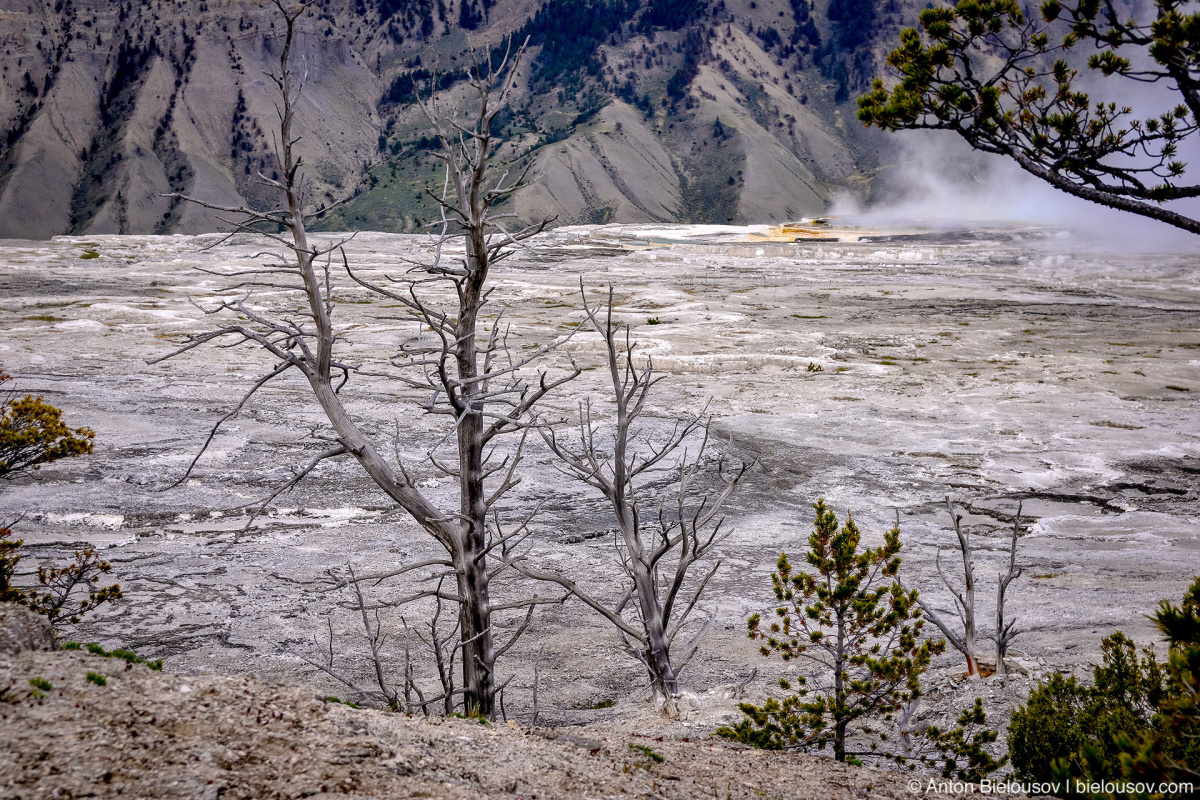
915;698;1008;780
717;500;944;761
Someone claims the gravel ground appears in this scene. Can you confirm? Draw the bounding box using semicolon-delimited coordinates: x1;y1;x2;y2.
0;643;991;800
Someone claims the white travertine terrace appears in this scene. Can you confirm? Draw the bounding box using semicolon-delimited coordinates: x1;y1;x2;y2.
0;223;1196;729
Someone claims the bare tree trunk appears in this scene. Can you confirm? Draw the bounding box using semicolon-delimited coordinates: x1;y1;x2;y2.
994;502;1023;678
612;399;678;702
917;499;979;676
454;537;495;716
158;14;569;720
949;499;978;676
897;698;920;758
528;288;747;714
834;613;847;761
453;229;496;716
631;549;680;702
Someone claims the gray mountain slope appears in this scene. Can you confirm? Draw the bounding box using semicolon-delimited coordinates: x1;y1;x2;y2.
0;0;909;238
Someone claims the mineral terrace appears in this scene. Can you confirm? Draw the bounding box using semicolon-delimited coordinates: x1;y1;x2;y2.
1;222;1197;742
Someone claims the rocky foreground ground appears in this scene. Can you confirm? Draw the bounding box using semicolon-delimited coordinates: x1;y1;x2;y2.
0;605;985;800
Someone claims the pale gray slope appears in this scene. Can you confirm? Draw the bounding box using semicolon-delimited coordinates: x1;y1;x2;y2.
516;101;683;223
0;1;380;238
0;0;900;237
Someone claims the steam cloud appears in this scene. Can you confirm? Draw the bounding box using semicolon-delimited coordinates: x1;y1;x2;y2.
841;23;1200;253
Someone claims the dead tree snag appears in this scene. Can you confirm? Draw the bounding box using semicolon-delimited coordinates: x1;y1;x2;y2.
993;503;1023;677
917;498;980;676
915;498;1025;677
523;287;749;715
155;3;570;718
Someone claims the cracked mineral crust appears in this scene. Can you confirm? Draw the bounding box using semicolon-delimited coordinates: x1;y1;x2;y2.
0;222;1196;744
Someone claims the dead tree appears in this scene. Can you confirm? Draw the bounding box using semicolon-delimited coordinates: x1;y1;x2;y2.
897;697;921;759
915;498;1025;677
153;3;569;718
993;503;1023;677
304;566;406;712
917;498;980;676
521;287;749;715
305;567;464;715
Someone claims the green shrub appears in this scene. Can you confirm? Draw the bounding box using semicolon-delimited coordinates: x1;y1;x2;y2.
85;671;107;686
0;372;94;479
326;696;362;709
62;641;163;671
1008;579;1200;799
1;373;114;630
919;698;1008;781
1007;671;1092;782
2;530;121;632
629;743;664;763
0;535;20;605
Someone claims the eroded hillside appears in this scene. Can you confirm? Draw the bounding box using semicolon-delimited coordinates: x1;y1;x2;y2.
0;604;985;799
0;0;914;238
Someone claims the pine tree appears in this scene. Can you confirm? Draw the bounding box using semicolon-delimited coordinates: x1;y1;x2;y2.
1008;579;1200;798
717;500;943;761
0;371;117;629
0;371;94;480
918;698;1008;780
859;0;1200;236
